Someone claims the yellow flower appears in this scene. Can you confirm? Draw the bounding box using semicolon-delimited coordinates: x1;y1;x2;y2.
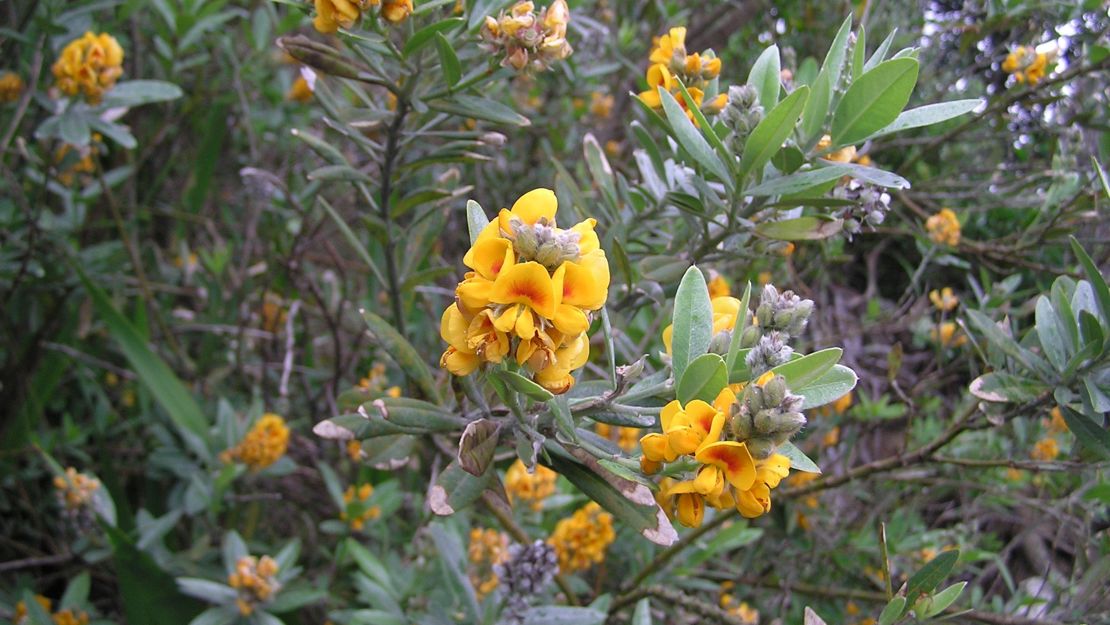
925;208;961;247
228;555;281;613
604;139;622;158
481;0;572;72
548;502;615;572
52;32;124;104
640;397;728;463
468;528;509;599
53;467;100;510
288;75;313;102
595;422;640;452
732;453;791;518
54;141;97;186
649;27;686;66
757;271;772;285
1030;437;1059;461
707;273;730;298
816;134;857;163
1002;45;1055;85
929;287;959;312
589;91;614;119
223;414;290;471
638;26;726;122
381;0;413;23
505;459;557;510
441;188;609;394
822;425;841;447
261;292;287;333
816;392;852;418
14;595;53;624
0;71;24;103
1046;407;1068;433
313;0;364;33
340;483;381;530
930;321;966;348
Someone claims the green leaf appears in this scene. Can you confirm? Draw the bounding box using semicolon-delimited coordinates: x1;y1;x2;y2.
318;196;389;291
757;216;842;241
904;550;960;607
745;165;854;196
76;269;208;440
831;58;919;145
741;86;809;179
101;80;184;107
522;607;607;625
677;353;728;404
104;524;203;625
676;81;733;175
1036;296;1071;371
771;348;842;390
967;372;1048;403
583;133;618;206
360;309;441;403
800;70;831;146
840;163;911;189
429;94;530;127
60;572;91;609
466;199;489;245
658;87;731;185
631;599;652;625
490;369;554;402
923;581;966;618
778;441;820;473
403;17;464;56
186;607;237;625
877;596;906;625
821;16;854;88
88;117;137;149
797;364;858;410
361;397;466;432
428;460;494;515
865;28;898;72
748;44;781;109
868;99;980;139
59;112;92;146
1059;404;1110;460
671;266;714;383
725;282;753;374
965;310;1054;381
1070;236;1110;325
434;32;461;86
308;164;374;184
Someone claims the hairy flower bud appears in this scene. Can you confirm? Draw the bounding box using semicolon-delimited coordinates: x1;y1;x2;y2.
746;332;793;376
756;285;814;337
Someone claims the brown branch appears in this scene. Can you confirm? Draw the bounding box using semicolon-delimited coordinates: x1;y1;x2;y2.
607;584;748;625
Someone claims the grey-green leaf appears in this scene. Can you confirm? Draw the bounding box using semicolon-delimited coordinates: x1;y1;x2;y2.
831;58;919;146
671;266;714;383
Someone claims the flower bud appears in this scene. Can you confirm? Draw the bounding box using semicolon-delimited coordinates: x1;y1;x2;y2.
746;438;775;460
763;375;787;407
740;324;761;348
708;330;732;355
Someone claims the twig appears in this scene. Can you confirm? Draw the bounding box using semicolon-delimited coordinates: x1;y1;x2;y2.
279;300;301;400
0;553;73;573
607;584;747;625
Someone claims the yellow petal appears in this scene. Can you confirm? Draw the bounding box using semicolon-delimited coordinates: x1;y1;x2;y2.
491;262;559;319
659;400;683;432
558;260;607;310
676;492;704;528
440;303;470;350
441;347;479;376
662;323;673;355
639;89;662;109
735;482;771;518
684;400;720;435
693;465;724;496
552;304;589;335
666;425;701;456
510;188;558;225
463;237;515;280
696;412;728;453
456;276;495;311
639;432;671;462
695;441;757;490
570;218;599;255
515;308;536;340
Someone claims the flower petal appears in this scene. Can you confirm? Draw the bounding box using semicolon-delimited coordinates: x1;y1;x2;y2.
696;441;757;491
491;262;559;319
510;188;558;225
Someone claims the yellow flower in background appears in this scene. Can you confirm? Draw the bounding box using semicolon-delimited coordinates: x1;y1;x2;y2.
53;467;100;510
822;425;841;447
925;208;961;247
589;91;614;119
340;483;381;530
222;413;290;471
707;273;730;298
930;321;966;348
816;134;857;163
595;422;640;452
228;555;281;615
480;0;572;72
638;25;726;123
14;595;91;625
1046;406;1069;433
54;141;97;186
815;391;852;418
440;188;610;394
1030;437;1059;461
468;528;509;599
381;0;414;23
548;502;615;572
1002;45;1056;85
0;71;24;103
288;74;314;102
505;459;558;510
719;585;760;625
929;287;959;312
52;32;124;104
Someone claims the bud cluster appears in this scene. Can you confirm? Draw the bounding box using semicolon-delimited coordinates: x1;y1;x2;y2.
721;84;764;153
745;331;793;377
730;374;806;459
509;216;582;271
493;540;559;623
832;180;891;237
755;284;814;337
481;0;572;72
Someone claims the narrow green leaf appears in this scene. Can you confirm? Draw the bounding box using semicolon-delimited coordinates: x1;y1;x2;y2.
748;44;781;109
865;28;898;72
821;16;854;87
671;267;714;383
877;597;906;625
360;309;441;402
403;17;465;56
905;550;960;607
676;353;728;404
778;441;820;473
1070;236;1110;325
867;99;980;139
491;369;555;402
631;599;652;625
925;582;966;617
318;196;389;288
1059;404;1110;460
831;58;919;145
725;281;753;373
800;70;830;146
429;95;530;127
676;80;733;176
740;86;810;179
1036;296;1070;371
428;460;493;515
658;87;732;185
757;216;842;241
746;165;854;196
100;80;184;107
434;32;461;86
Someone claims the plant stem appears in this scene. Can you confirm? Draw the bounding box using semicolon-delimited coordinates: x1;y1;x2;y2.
379;99;409;338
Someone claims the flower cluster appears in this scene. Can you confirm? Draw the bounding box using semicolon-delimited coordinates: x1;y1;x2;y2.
312;0;411;33
589;91;613;119
930;321;966;348
719;582;760;625
925;208;961;247
1001;45;1054;85
1;71;23;103
547;502;614;572
356;362;403;398
221;413;290;471
480;0;572;72
227;555;280;616
54;467;100;510
439;188;610;394
832;179;891;237
340;483;381;531
505;459;558;510
52;32;123;104
467;528;509;599
929;287;958;312
494;540;559;623
638;27;727;121
54;137;101;186
1030;407;1070;462
14;595;89;625
595;422;640;452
